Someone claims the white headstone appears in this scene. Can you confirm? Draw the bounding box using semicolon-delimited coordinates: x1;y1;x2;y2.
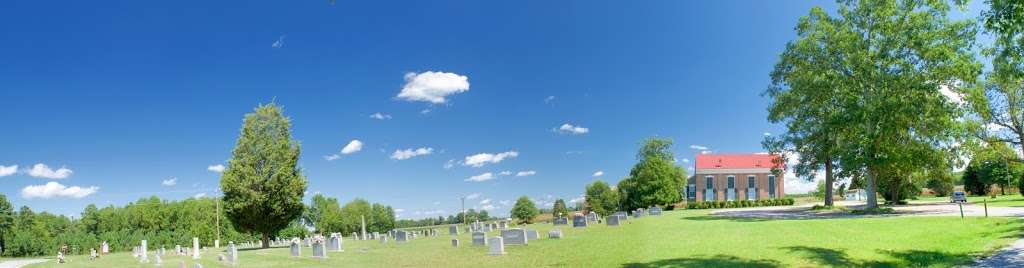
192;237;200;259
227;242;238;265
290;239;301;257
140;240;149;262
488;236;505;255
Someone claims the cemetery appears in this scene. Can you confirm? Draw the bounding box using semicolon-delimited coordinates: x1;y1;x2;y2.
18;207;1021;267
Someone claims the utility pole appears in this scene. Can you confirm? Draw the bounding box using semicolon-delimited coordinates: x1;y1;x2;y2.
461;196;466;225
216;196;221;248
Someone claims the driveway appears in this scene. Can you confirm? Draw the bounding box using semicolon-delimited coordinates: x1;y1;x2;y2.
0;259;48;268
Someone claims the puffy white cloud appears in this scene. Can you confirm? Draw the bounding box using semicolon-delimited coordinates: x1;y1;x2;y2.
466;172;495;182
369;113;392;120
764;132;772;136
939;85;964;105
396;71;470;104
161;177;177;186
544;96;556;103
481;204;496;210
592;171;604;177
681;158;690;163
26;163;72;179
555;123;589;135
443;159;457;169
394;208;406;213
689;145;708;151
324;155;341;161
479;199;491;205
463;151;518;167
208;164;225;173
194;193;207;198
341;140;363;154
516;170;536;177
391;147;434;160
271;35;285;48
0;165;17;177
21;182;98;199
499;200;512;206
499;171;512;176
466;193;481;200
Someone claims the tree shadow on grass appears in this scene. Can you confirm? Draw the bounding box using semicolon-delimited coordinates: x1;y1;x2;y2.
621;254;781;268
783;246;972;267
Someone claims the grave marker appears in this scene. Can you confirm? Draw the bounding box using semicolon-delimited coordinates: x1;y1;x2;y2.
488;237;505;255
472;231;487;246
573;215;588;228
548;229;563;239
501;228;528;245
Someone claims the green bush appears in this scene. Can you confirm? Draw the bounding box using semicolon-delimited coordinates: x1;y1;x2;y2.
685;198;796;210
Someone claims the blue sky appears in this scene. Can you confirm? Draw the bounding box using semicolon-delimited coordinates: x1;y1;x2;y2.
0;1;988;218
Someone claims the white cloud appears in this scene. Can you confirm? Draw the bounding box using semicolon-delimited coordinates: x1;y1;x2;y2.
516;170;536;177
161;177;177;186
463;151;518;167
0;165;17;177
341;140;363;154
592;171;604;177
764;132;772;136
395;208;406;213
782;152;826;194
369;113;392;120
396;71;470;104
21;182;98;199
939;85;964;105
479;199;491;205
700;150;713;154
194;193;207;198
499;200;512;206
555;123;589;135
444;159;457;169
466;193;481;200
466;172;495;182
681;158;690;163
689;145;708;151
481;204;496;210
570;195;585;205
26;163;72;179
208;164;225;173
420;109;432;114
544;96;556;103
324;154;341;161
499;170;512;176
271;35;285;48
391;147;434;160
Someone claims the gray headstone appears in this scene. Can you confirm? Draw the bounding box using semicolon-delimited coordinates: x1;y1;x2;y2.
395;230;408;242
587;212;598;222
449;225;459;235
553;217;568;225
312;239;327;259
526;229;539;240
328;233;343;252
472;231;487;246
154;253;162;265
194;264;203;268
501;228;528;245
573;215;588;228
649;207;662;215
607;215;621;226
548;229;563;239
451;239;459;247
290;240;300;257
498;221;508;230
488;236;505;255
227;242;238;265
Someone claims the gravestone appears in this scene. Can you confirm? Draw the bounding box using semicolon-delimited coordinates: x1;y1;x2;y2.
154;253;162;266
634;208;644;218
488;236;505;255
194;264;203;268
649;207;662;216
312;238;327;259
140;240;148;262
379;235;388;244
395;230;408;242
451;239;459;247
175;245;181;255
548;229;563;239
526;229;539;240
498;221;508;230
553;217;568;225
501;228;528;245
606;215;621;226
328;233;343;252
573;215;588;228
449;225;459;235
290;239;301;257
587;212;598;222
472;231;487;246
227;242;238;265
101;241;109;254
214;239;220;249
192;237;200;259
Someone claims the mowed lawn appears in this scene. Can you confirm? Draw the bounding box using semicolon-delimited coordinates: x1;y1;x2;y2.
20;210;1022;268
914;194;1024;207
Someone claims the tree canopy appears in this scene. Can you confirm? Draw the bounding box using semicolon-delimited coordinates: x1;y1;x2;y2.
618;138;687;211
221;103;308;248
585;180;620;216
511;196;539;224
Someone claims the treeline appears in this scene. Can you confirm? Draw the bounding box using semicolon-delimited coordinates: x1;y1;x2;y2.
303;194;396;235
395;209;495;228
0;195;257;257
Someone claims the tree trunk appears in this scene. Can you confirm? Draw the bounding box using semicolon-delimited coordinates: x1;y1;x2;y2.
866;169;878;209
824;158;834;207
261;232;270;249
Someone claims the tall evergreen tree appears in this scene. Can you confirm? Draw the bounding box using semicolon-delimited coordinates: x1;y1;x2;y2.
221;103;308;248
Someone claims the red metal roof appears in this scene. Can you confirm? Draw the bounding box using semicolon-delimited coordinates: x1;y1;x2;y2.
695;153;784;170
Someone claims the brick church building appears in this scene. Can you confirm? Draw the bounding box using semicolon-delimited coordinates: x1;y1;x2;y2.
686;153;785;202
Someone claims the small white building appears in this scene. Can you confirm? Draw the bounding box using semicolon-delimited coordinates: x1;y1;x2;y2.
846;189;867;201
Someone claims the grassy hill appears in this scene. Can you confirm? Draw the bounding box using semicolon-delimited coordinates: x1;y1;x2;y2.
20;209;1021;267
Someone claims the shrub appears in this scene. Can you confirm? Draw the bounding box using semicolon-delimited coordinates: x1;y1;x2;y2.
684;198;796;210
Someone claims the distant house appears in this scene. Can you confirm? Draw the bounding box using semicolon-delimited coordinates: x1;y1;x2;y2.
686;153;785;202
845;189;867;201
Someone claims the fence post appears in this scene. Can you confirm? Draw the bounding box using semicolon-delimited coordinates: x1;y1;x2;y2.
984;199;988;218
959;202;964;220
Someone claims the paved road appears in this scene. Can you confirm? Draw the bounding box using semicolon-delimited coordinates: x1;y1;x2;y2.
0;259;48;268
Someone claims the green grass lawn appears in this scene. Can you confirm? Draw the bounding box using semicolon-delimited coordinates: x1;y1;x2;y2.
913;194;1024;207
21;210;1022;268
